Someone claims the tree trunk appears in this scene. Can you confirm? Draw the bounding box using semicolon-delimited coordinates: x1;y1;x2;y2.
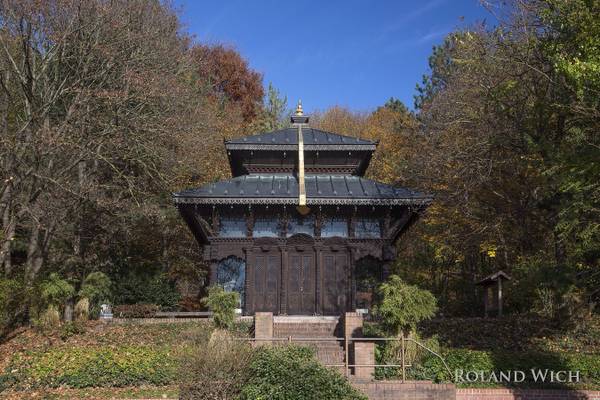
64;299;74;322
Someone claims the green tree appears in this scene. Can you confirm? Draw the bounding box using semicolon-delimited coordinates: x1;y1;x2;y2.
202;286;239;330
254;82;288;132
373;275;437;336
40;273;75;312
79;272;112;318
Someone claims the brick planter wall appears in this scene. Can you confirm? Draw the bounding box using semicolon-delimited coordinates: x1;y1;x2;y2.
351;380;456;400
456;388;600;400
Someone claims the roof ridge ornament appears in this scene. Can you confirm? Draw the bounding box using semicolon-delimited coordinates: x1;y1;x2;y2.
291;98;309;125
295;99;303;116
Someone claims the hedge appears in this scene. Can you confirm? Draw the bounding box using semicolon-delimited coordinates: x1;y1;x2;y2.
1;345;177;390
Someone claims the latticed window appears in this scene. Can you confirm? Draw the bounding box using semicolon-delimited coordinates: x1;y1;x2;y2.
321;216;348;237
287;214;315;237
219;216;247;237
216;256;246;308
253;216;280;237
355;218;381;238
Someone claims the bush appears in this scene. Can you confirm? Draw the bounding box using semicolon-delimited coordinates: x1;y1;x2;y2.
1;345;176;389
79;272;112;317
40;273;75;310
374;331;441;380
113;271;180;310
202;286;238;329
60;321;86;340
240;345;367;400
74;298;90;323
113;304;159;318
372;275;438;336
0;278;25;334
179;329;253;399
35;305;61;332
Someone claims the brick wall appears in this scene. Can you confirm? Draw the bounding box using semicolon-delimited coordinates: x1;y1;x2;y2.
351;380;456;400
456;388;600;400
354;342;375;379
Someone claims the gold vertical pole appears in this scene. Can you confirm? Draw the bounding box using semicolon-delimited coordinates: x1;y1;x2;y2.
298;123;306;207
295;100;310;215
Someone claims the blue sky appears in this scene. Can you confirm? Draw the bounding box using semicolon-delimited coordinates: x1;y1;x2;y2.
175;0;494;112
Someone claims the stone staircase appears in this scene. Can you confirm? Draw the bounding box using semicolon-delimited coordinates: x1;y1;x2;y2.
273;316;346;369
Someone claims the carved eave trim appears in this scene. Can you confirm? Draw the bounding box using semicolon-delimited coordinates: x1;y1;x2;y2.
173;196;433;207
225;144;377;151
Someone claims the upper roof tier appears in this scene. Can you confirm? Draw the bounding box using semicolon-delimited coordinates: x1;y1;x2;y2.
226;128;377;177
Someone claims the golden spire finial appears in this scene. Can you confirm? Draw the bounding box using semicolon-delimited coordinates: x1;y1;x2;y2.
295;99;303;116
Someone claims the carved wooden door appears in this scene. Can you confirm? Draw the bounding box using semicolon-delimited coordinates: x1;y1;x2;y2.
252;252;280;313
287;251;316;314
321;252;349;315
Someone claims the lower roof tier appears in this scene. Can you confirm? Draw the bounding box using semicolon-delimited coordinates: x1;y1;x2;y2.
172;174;433;206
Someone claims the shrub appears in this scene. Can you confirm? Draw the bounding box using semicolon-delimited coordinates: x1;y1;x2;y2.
113;271;180;310
113;304;159;318
372;275;438;336
240;345;367;400
40;273;75;309
79;272;112;317
202;286;238;329
179;329;253;400
74;298;90;323
374;331;441;380
60;320;86;340
35;305;61;332
0;278;25;334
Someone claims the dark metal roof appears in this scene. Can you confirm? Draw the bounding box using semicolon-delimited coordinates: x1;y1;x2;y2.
225;128;377;151
173;175;432;206
477;271;512;286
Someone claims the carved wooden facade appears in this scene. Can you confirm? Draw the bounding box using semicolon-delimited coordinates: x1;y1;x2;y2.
173;110;432;315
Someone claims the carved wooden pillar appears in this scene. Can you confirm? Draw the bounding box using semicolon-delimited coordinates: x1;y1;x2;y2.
315;244;322;315
212;206;219;234
349;248;358;311
280;245;288;315
210;260;218;285
349;206;357;238
315;207;322;237
384;207;391;239
246;207;254;237
244;246;252;315
281;208;289;237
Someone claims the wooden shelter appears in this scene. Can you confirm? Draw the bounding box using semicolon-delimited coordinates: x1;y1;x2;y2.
477;270;511;317
173;103;433;315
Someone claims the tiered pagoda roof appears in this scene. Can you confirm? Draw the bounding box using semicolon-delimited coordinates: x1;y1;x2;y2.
173;174;431;206
173;102;432;209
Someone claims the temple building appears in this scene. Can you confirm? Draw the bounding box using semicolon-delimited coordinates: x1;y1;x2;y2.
173;102;432;316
